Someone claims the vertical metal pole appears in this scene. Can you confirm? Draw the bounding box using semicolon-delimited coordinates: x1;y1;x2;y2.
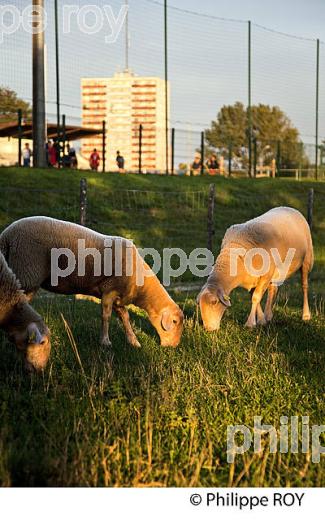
298;142;303;180
207;184;216;252
18;109;22;167
307;188;314;230
54;0;61;166
171;128;175;174
248;20;252;178
276;140;281;176
32;0;46;167
80;178;87;226
228;142;232;177
253;138;257;177
102;120;106;173
62;114;66;160
200;131;205;175
139;124;143;174
164;0;169;175
315;39;320;181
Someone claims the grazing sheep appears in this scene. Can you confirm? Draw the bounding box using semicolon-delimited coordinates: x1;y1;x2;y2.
0;217;184;348
0;251;50;371
198;207;314;331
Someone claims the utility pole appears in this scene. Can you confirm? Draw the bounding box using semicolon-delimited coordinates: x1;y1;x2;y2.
32;0;46;167
164;0;169;175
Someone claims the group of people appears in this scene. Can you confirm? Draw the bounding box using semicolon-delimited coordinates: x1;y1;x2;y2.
47;141;78;169
22;141;78;169
23;145;220;176
191;153;220;176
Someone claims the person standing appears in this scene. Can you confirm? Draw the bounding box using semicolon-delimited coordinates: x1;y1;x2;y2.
191;154;202;176
68;144;78;169
116;151;125;173
22;143;32;168
48;141;57;167
89;149;100;171
206;154;219;176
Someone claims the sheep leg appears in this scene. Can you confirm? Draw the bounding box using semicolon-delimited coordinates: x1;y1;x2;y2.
301;263;311;321
264;284;278;323
249;289;266;326
101;293;115;347
114;306;141;348
245;281;270;329
256;303;267;326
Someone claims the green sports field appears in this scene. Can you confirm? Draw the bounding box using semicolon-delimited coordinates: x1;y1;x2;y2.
0;167;324;487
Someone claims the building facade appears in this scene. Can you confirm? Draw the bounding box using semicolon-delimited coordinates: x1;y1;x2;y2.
81;71;170;172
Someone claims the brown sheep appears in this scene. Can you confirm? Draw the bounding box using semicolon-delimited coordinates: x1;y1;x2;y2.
0;217;184;349
0;251;50;371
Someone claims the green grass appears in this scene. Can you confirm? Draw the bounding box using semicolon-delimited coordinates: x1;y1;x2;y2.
0;166;324;487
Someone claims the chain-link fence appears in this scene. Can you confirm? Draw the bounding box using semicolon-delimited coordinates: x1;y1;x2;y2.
1;1;325;178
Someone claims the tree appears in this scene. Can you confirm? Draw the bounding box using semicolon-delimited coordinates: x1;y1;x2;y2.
0;87;31;122
205;102;307;170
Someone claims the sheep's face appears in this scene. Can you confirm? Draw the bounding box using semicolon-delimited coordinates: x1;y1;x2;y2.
152;306;184;347
198;286;231;331
11;322;51;372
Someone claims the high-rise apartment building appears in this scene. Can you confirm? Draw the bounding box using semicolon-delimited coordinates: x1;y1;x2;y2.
81;71;169;172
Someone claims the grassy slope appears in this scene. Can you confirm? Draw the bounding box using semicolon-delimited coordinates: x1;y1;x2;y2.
0;167;324;487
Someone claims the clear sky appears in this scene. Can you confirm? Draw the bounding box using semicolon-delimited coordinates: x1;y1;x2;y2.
176;0;325;41
2;0;325;161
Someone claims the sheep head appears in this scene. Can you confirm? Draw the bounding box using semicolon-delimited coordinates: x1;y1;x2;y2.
198;285;231;332
150;304;184;348
5;302;51;372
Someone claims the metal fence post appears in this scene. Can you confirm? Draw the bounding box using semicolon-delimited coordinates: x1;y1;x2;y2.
315;39;320;181
307;188;314;230
62;114;66;159
228;142;232;177
102;120;106;173
171;127;175;174
248;20;253;178
17;109;22;167
139;124;143;174
253;138;257;177
276;141;281;176
207;183;216;251
80;178;87;226
201;131;205;175
54;0;61;166
164;0;169;175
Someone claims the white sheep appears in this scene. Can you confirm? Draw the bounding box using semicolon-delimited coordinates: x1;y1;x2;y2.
198;207;314;331
0;217;184;348
0;250;50;371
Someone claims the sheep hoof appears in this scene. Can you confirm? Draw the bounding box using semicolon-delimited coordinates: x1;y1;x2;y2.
130;339;141;349
101;337;112;347
245;320;256;329
257;317;267;326
303;314;311;321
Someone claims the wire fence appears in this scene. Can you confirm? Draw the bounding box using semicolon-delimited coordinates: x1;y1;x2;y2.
1;1;325;177
0;178;320;283
0;181;212;250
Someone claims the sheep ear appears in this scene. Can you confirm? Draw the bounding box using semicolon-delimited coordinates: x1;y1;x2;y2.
161;310;173;332
27;323;44;345
217;288;231;308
